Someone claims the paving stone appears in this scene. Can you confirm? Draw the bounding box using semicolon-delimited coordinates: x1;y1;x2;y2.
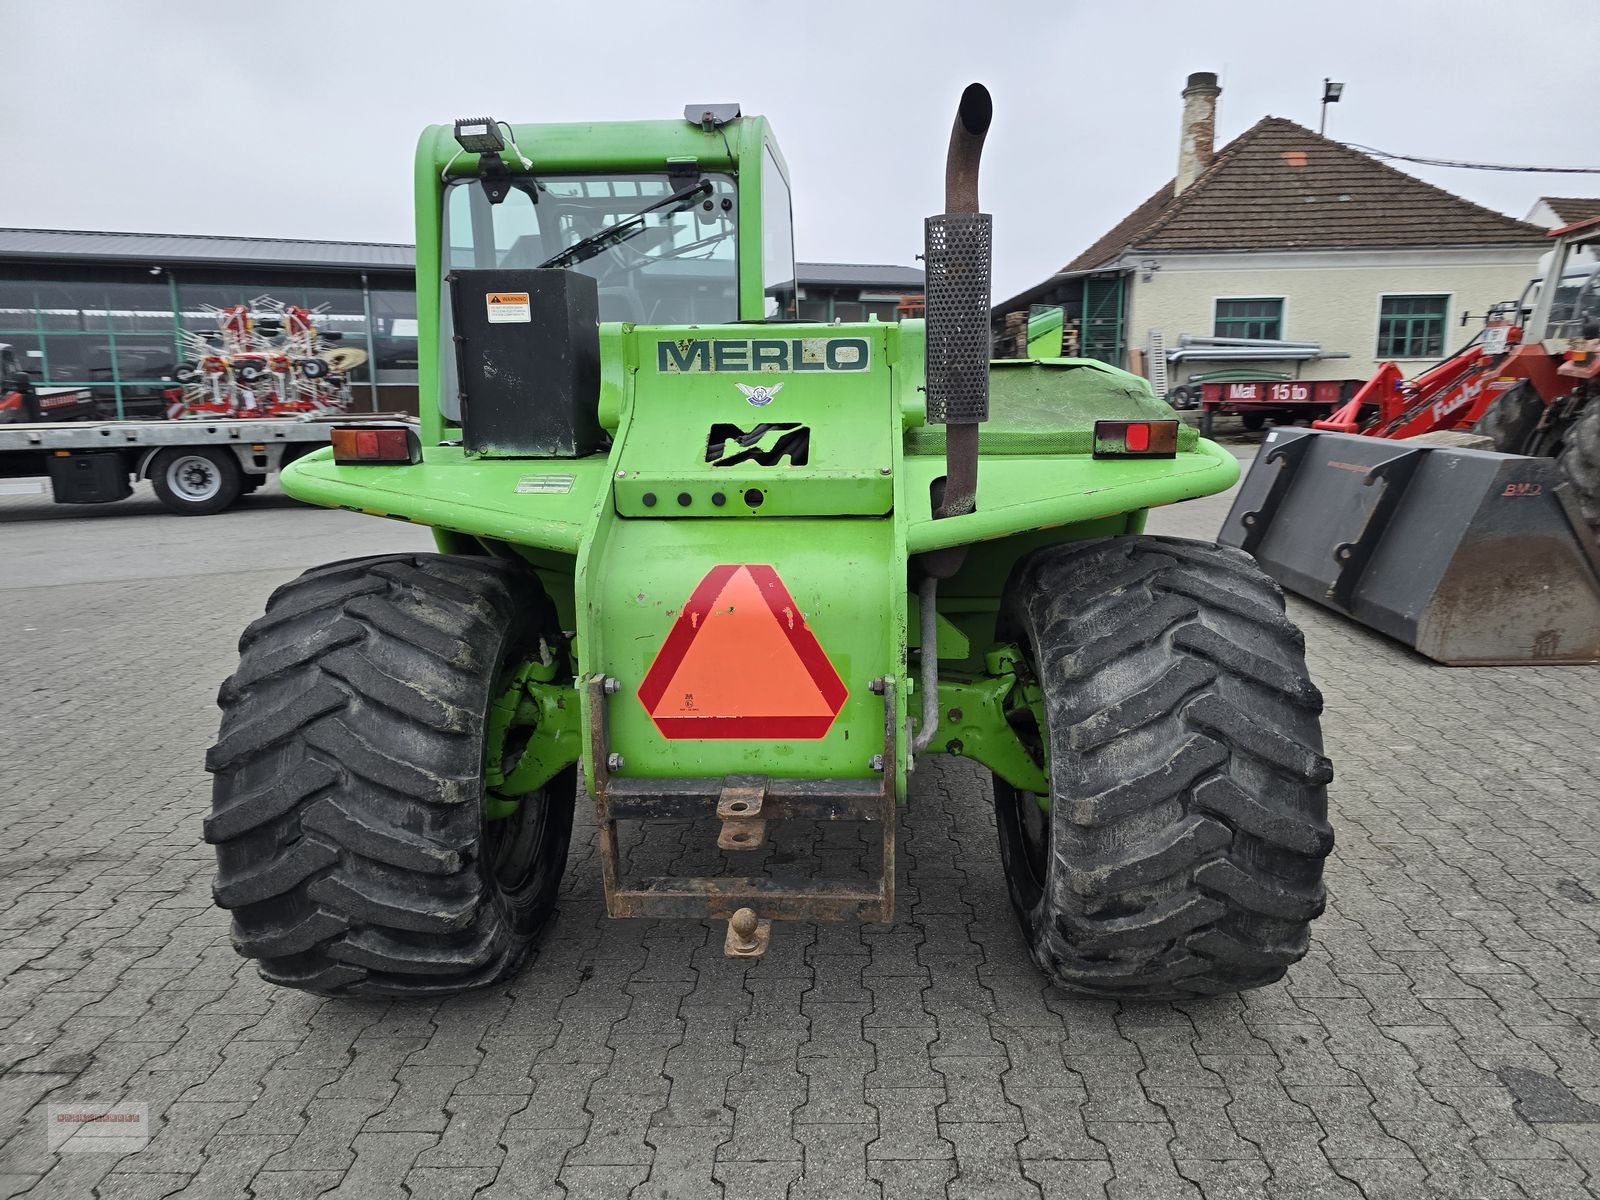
91;1173;194;1200
791;1122;879;1200
361;1061;475;1134
555;1163;650;1197
220;1062;343;1137
1023;1159;1114;1199
712;1160;802;1199
1078;1057;1167;1124
865;1088;951;1161
261;1097;391;1172
1088;1123;1202;1200
864;1026;942;1089
936;1056;1020;1124
505;1064;606;1130
940;1122;1038;1200
1173;1159;1272;1200
181;1132;294;1199
1146;1087;1254;1161
1483;1156;1596;1200
404;1165;499;1200
479;1127;587;1200
717;1073;804;1164
631;1123;728;1199
115;1099;248;1176
415;1094;524;1168
796;1056;875;1125
1321;1158;1433;1200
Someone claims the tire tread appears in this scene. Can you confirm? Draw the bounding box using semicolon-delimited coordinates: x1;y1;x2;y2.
996;535;1334;998
207;553;573;996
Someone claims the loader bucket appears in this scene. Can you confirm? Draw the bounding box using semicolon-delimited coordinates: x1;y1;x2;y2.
1219;428;1600;665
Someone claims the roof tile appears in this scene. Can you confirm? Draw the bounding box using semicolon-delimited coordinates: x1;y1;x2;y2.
1061;117;1547;272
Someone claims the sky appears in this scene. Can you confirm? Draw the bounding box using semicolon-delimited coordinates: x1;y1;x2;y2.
7;0;1598;301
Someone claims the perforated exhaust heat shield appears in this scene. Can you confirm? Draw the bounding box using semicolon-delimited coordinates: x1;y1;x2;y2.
923;213;993;425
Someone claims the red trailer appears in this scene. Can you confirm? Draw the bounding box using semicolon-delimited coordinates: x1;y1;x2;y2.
1198;378;1360;437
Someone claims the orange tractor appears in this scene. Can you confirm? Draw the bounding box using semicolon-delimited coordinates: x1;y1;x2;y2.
1316;215;1600;525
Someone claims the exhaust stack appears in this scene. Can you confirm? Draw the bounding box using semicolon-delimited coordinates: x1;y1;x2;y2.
923;83;993;528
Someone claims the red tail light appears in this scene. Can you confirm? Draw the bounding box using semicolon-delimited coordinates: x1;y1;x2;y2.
330;425;422;465
1093;419;1179;459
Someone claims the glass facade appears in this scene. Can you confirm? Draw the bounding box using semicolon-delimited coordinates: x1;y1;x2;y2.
0;269;416;419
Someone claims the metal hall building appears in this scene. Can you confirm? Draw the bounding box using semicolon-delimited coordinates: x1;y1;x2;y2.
0;228;922;419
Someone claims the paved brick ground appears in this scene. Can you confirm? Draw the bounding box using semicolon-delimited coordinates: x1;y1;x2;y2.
3;457;1600;1199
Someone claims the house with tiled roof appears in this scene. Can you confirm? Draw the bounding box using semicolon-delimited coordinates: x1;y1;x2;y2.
1527;197;1600;229
996;73;1550;395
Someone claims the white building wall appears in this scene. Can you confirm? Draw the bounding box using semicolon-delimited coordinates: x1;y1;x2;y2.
1120;248;1542;390
1525;199;1562;229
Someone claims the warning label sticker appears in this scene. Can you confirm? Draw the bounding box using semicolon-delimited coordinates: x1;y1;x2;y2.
638;564;847;740
515;474;574;494
485;292;531;323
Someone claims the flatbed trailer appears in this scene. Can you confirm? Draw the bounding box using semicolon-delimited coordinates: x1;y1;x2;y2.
0;413;413;516
1196;378;1362;437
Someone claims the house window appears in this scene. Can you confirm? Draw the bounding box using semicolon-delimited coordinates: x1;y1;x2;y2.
1214;298;1283;341
1377;295;1448;358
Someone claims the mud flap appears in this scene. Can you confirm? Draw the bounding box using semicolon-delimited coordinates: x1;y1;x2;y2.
1219;429;1600;665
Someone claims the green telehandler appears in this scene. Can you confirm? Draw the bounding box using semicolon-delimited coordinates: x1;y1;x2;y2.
205;88;1333;999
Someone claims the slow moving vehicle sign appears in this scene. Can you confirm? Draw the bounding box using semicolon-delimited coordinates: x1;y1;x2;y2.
638;564;847;739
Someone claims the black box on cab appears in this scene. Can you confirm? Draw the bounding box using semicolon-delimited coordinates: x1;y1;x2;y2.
447;268;604;458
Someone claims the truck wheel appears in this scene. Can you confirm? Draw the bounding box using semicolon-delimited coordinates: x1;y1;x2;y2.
1473;382;1543;455
1241;413;1267;432
994;536;1334;998
149;447;244;515
204;554;576;996
1556;397;1600;526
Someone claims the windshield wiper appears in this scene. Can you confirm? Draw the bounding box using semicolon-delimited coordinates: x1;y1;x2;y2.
537;179;714;271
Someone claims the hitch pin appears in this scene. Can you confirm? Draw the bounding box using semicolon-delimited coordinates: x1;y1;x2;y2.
724;907;771;959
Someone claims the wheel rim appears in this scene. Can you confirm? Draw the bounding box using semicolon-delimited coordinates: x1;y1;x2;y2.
166;454;222;502
484;781;550;896
480;655;556;903
1013;787;1050;893
996;646;1052;910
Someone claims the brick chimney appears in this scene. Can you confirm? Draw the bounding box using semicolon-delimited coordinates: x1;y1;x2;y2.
1176;71;1221;196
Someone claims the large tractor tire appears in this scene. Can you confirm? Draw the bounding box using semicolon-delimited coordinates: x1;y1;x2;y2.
1556;398;1600;526
994;536;1334;998
204;553;576;996
1473;383;1600;526
1473;381;1543;455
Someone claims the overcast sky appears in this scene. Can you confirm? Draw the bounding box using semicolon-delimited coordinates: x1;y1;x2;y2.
7;0;1596;300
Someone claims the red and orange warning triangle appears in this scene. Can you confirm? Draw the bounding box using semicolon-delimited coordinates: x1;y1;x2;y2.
638;564;847;739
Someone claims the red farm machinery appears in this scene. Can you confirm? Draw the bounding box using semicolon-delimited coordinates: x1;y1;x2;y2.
1314;216;1600;521
1219;217;1600;665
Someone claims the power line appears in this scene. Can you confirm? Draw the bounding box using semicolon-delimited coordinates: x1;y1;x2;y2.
1343;144;1600;175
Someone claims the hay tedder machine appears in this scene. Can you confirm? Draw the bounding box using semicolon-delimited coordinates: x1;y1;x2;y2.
1220;218;1600;666
168;297;364;419
205;91;1335;1000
